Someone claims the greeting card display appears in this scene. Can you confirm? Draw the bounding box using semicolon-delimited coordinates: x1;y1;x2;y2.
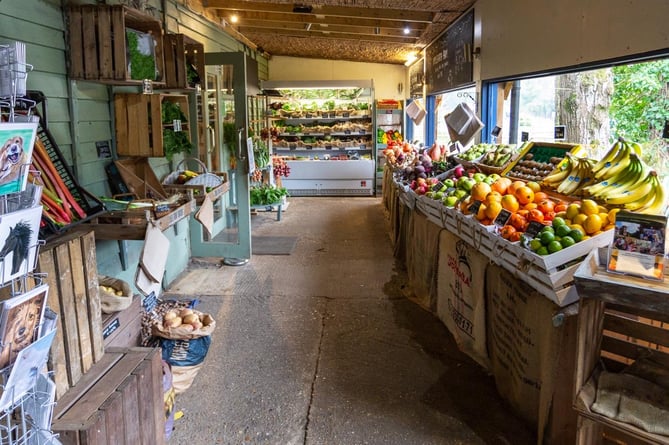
0;122;38;195
0;328;55;412
0;205;42;284
607;211;667;281
0;284;48;370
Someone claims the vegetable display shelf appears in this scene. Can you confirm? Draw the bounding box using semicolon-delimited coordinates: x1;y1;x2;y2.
573;249;669;444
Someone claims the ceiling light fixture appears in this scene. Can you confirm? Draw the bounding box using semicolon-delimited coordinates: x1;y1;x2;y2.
404;53;418;66
403;26;410;35
230;14;239;24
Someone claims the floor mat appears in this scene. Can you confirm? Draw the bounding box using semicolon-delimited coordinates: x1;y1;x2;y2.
252;236;298;255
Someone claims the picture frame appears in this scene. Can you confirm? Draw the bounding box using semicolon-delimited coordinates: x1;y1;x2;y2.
607;211;667;281
0;283;49;370
0;122;38;196
0;205;42;285
0;327;55;412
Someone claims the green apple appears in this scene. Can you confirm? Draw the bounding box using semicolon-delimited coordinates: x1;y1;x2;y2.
483;176;495;185
488;173;501;182
434;191;445;200
457;176;474;192
444;195;459;207
443;178;455;188
454;189;468;199
472;172;487;183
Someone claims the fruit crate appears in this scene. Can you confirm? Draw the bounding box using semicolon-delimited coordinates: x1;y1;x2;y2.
162;33;205;90
502;141;585;182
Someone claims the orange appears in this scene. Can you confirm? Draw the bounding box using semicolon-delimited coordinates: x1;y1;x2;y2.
509;231;522;242
486;191;503;204
499;225;517;240
515;186;534;205
508;180;527;196
470;182;492;202
607;208;621;224
537;199;555;214
485;201;503;220
475;203;488;221
509;213;528;231
580;199;599;216
491;177;512;195
523;202;538;211
517;209;530;219
501;194;520;213
459;197;472;215
533;191;549;203
554;203;568;213
526;181;542;193
528;209;544;223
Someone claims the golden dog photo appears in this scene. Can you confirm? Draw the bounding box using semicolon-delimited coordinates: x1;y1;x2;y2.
0;135;27;185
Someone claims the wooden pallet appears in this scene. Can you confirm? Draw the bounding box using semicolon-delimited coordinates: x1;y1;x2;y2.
52;347;166;445
37;228;104;400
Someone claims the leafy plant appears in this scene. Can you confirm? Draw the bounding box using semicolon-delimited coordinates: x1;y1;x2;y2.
126;29;157;80
250;184;288;206
161;100;193;160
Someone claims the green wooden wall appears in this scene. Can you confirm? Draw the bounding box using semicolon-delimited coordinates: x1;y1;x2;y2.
0;0;268;291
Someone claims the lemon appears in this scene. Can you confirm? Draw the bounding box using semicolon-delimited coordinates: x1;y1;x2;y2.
565;203;581;220
607;208;621;224
569;224;586;236
581;199;599;216
572;213;588;226
584;214;603;235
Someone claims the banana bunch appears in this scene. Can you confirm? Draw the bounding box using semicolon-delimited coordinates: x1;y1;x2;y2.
581;139;666;214
541;154;595;195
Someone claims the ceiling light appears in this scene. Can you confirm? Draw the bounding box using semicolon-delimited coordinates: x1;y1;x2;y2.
403;26;410;35
404;53;418;66
230;14;239;24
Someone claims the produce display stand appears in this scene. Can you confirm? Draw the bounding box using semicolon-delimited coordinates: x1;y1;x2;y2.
85;198;196;240
573;249;669;444
164;172;230;206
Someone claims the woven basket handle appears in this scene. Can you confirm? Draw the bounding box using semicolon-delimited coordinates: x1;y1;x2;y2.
176;157;209;174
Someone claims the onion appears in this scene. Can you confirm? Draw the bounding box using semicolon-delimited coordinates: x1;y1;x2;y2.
453;165;465;178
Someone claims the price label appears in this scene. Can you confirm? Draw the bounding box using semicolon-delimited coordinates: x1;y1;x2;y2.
344;130;352;135
468;200;483;214
493;209;512;227
342;112;350;118
524;221;546;238
305;145;313;150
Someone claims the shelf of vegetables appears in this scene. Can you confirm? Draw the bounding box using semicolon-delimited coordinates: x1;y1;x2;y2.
264;82;376;196
384;138;666;306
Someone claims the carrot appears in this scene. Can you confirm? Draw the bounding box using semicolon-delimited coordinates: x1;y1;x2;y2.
31;150;74;220
33;138;87;219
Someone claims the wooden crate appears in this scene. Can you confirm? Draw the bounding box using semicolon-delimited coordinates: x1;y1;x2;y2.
52;347;165;445
37;228;104;400
86;198;196;240
102;294;143;349
164;172;230;205
115;94;192;157
67;5;164;84
163;33;205;90
573;250;669;444
113;157;167;200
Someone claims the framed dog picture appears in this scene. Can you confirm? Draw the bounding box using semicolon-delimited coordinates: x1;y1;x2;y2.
0;283;49;370
0;122;38;196
0;205;42;285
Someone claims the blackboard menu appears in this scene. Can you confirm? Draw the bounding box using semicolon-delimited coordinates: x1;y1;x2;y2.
425;9;474;94
409;58;424;97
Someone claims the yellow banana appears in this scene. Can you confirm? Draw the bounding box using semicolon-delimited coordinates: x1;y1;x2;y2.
557;158;589;195
589;154;644;199
542;156;572;186
605;170;656;205
629;141;643;157
594;140;631;180
637;175;667;214
592;140;622;174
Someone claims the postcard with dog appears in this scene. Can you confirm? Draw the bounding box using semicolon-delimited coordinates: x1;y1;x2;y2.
0;205;42;285
0;122;38;195
0;283;48;371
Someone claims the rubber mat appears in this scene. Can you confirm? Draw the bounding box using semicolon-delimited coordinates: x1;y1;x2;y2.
251;236;298;255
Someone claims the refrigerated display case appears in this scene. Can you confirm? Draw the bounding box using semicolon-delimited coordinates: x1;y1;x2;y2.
375;99;404;194
262;80;375;196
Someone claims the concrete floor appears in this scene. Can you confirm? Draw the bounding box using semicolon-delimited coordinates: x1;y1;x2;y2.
165;197;535;445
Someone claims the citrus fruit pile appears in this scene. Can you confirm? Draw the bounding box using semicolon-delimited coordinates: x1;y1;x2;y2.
525;217;587;255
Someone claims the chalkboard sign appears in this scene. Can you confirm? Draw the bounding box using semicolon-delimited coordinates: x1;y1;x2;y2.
409;58;425;97
425;10;474;94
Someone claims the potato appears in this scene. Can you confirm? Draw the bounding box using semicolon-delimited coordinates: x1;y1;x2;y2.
180;323;194;332
165;316;182;328
202;314;214;326
182;313;199;325
116;290;124;296
163;310;178;321
191;321;203;330
179;308;194;318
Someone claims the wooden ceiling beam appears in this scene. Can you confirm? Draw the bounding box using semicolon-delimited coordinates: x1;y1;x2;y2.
229;19;422;38
216;9;429;31
204;0;434;23
238;26;419;44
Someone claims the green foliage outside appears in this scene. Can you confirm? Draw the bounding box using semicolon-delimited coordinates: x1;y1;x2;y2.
610;59;669;175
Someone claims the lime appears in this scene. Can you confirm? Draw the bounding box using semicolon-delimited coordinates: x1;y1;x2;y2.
539;231;555;245
552;216;567;228
529;239;543;252
536;246;549;256
568;229;584;243
555;224;572;238
541;225;555;234
547;240;563;253
560;236;576;248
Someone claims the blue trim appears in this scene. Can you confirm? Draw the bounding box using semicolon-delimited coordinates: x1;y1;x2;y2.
426;95;436;146
405;99;414;142
481;83;497;143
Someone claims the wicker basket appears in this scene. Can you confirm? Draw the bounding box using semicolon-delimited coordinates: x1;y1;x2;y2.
163;158;223;188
